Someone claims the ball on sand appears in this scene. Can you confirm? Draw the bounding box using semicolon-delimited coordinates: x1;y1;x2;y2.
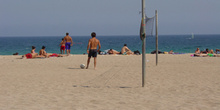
80;64;85;69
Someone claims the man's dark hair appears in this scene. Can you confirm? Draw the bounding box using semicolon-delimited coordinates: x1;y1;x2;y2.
91;32;96;37
32;46;36;49
62;38;64;40
42;46;46;49
124;44;127;46
66;32;69;35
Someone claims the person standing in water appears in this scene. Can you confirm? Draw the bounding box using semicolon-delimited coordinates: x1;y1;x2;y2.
64;32;73;55
86;32;101;69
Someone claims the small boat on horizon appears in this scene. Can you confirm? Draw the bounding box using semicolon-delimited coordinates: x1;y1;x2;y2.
187;33;194;39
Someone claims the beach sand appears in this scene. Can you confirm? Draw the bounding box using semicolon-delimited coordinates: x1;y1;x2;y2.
0;54;220;110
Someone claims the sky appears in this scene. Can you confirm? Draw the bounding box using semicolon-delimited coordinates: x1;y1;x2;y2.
0;0;220;36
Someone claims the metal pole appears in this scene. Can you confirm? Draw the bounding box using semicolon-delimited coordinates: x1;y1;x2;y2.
142;0;146;87
156;10;158;66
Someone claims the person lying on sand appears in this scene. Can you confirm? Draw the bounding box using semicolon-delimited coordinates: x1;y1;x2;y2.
193;53;220;57
48;53;68;57
169;50;174;54
200;48;209;54
107;49;120;55
193;54;208;57
39;46;68;58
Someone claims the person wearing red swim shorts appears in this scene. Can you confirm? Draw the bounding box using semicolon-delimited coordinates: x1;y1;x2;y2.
60;38;66;54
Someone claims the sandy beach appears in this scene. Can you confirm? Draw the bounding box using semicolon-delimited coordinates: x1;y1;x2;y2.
0;54;220;110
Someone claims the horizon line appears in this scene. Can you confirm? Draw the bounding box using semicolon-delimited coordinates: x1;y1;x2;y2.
1;34;220;37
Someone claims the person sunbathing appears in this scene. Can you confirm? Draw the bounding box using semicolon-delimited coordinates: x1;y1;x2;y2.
39;46;67;58
194;49;220;57
201;48;209;54
22;46;45;59
169;50;174;54
107;49;120;55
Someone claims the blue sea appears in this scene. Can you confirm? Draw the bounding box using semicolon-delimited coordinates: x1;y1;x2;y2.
0;35;220;55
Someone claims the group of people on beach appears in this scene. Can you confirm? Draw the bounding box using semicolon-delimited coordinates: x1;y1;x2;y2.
22;46;67;59
22;32;74;59
59;32;73;55
193;48;220;57
22;32;137;69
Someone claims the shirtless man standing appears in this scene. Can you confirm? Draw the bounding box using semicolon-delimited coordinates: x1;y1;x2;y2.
86;32;101;69
64;32;73;55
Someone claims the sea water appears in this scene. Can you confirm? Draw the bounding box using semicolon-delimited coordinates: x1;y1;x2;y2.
0;35;220;55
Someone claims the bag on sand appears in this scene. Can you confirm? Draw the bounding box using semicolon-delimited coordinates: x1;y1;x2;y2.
134;50;140;55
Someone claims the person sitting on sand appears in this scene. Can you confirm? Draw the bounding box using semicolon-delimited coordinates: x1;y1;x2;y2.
31;46;38;56
108;49;120;55
208;49;214;54
39;46;48;57
195;48;200;54
121;44;134;55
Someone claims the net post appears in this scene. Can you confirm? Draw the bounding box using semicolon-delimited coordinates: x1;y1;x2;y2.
142;0;146;87
155;10;158;66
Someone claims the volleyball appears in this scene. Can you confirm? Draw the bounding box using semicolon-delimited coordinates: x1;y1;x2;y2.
80;64;85;69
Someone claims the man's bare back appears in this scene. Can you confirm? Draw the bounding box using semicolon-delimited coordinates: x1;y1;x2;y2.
64;35;73;43
88;38;100;50
63;33;73;55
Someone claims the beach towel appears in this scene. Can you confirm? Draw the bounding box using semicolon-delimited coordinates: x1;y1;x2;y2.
49;53;58;57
